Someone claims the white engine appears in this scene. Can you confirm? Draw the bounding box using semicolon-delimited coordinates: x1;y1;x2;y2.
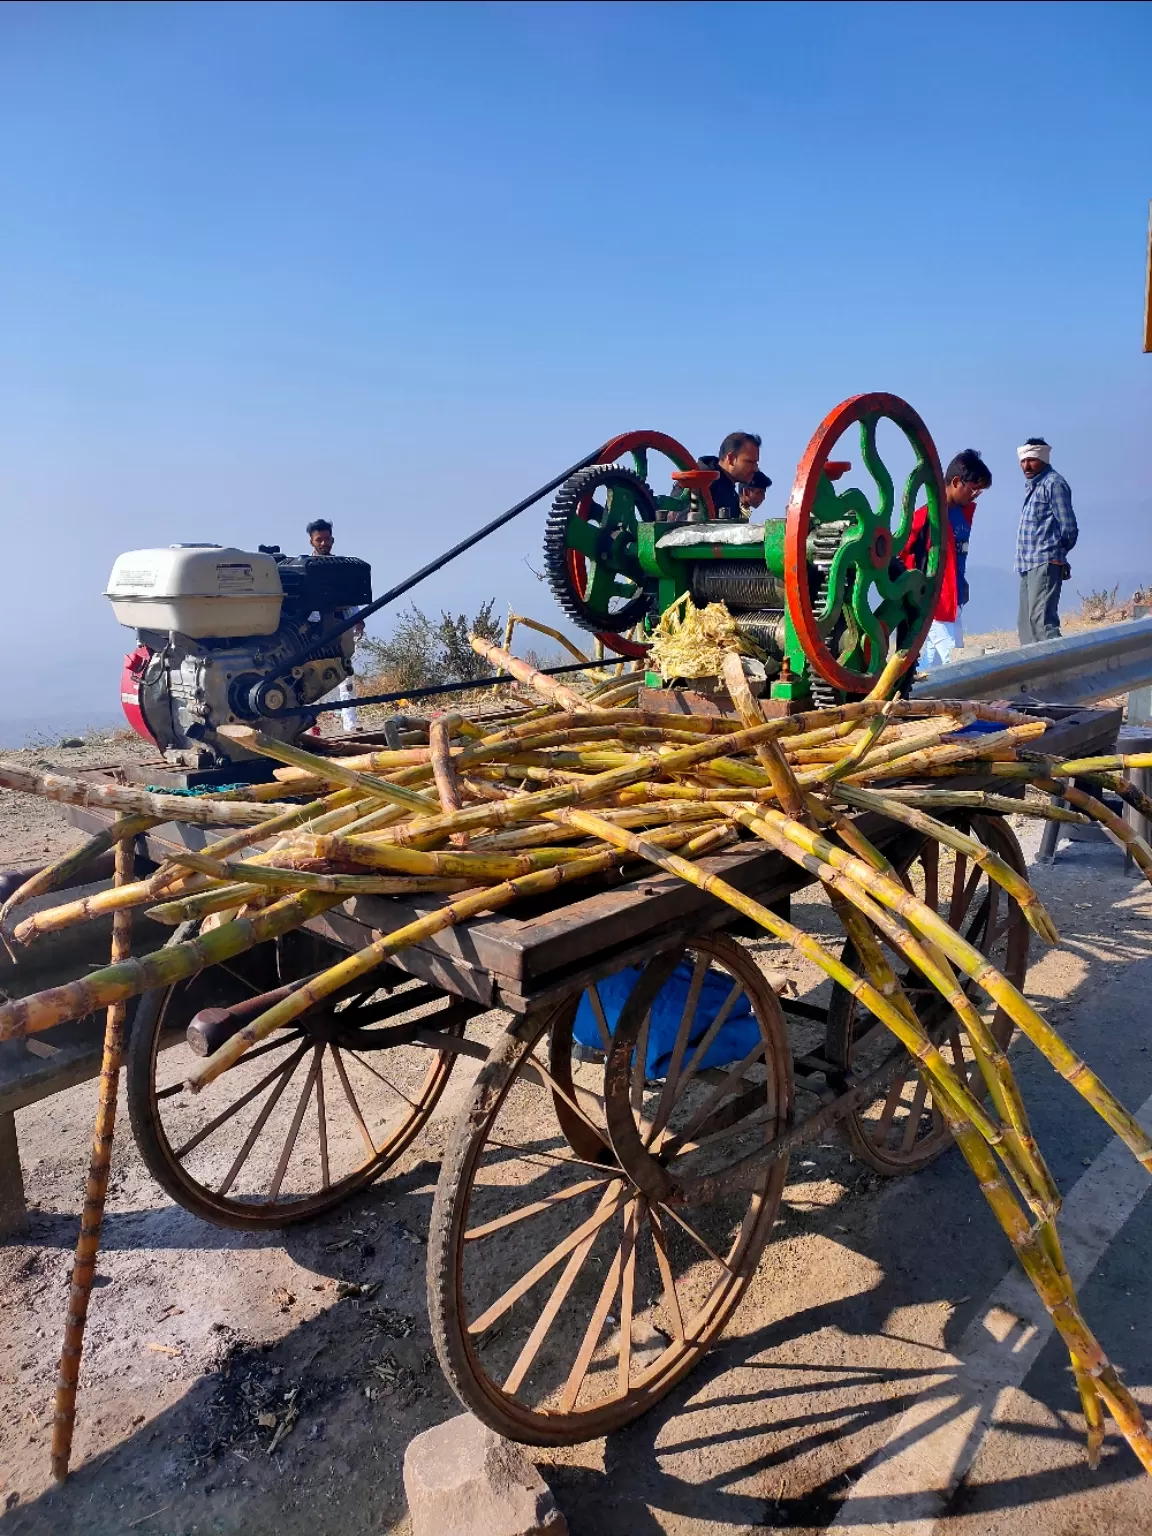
107;544;372;766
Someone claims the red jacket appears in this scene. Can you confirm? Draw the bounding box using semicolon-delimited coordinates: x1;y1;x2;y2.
900;502;975;624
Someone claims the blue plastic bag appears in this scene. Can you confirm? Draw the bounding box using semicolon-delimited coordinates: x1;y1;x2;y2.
573;959;760;1078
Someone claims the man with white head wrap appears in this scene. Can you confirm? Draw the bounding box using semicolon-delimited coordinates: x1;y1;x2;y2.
1015;436;1078;644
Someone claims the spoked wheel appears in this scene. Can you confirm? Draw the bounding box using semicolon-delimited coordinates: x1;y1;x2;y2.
126;927;463;1230
428;933;793;1444
824;814;1030;1176
545;429;704;661
784;391;946;695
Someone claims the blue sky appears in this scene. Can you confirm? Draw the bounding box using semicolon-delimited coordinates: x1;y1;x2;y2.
1;0;1149;735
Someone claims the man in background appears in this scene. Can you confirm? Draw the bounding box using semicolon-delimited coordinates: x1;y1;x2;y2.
307;518;334;556
739;469;772;518
1015;436;1078;644
901;448;992;671
304;518;360;732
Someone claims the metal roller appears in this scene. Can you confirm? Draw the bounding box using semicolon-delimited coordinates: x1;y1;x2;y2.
733;610;787;657
690;562;787;610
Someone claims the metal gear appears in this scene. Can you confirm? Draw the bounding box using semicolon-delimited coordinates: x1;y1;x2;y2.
543;464;657;635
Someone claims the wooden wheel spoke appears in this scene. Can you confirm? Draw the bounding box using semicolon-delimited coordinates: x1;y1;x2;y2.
502;1194;616;1396
484;1136;620;1177
467;1185;626;1337
617;1201;641;1396
348;1049;421;1111
175;1041;308;1161
647;1204;685;1342
587;984;613;1053
162;1030;306;1107
677;978;745;1100
331;1046;379;1159
647;954;709;1144
921;838;939;913
873;1068;911;1145
268;1048;323;1200
948;852;968;927
558;1196;639;1412
214;1047;308;1195
899;1076;930;1152
526;1050;609;1143
657;1201;733;1274
316;1045;330;1190
465;1177;612;1242
658;1037;766;1154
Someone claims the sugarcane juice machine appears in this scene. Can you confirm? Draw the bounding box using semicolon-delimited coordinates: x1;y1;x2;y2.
543;392;948;708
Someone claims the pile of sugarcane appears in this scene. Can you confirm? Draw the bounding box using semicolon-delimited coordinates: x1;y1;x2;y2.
5;634;1152;1475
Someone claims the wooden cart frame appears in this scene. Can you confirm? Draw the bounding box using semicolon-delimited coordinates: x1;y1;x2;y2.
38;704;1119;1442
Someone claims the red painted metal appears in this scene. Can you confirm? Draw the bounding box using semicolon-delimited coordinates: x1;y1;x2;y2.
120;645;158;745
783;393;945;695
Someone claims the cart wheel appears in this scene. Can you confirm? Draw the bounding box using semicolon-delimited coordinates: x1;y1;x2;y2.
824;814;1030;1176
126;928;462;1230
428;933;792;1444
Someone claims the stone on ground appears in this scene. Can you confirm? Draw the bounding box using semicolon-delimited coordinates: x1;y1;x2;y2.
403;1412;568;1536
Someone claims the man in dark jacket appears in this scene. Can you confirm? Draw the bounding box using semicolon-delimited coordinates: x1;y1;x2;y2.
696;431;767;520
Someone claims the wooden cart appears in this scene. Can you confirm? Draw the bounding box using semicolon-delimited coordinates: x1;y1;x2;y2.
49;705;1119;1443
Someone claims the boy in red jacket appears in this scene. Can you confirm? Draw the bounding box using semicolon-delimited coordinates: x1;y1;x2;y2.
901;448;992;670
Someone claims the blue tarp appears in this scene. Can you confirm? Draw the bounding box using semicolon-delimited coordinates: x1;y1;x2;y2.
573;960;760;1078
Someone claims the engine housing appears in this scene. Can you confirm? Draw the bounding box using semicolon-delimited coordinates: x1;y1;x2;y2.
108;545;372;765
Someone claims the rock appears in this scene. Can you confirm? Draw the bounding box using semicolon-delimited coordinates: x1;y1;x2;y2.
404;1412;567;1536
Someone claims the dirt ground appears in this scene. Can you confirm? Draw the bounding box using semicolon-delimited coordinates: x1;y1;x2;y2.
1;755;1151;1535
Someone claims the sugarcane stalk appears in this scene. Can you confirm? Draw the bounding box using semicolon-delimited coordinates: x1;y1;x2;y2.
753;810;1152;1174
841;897;1148;1462
801;794;895;874
721;652;806;818
0;814;159;929
12;873;218;945
217;725;439;813
429;713;468;846
845;722;1048;783
147;881;268;923
50;836;135;1482
819;705;894;785
864;648;911;701
0;763;290;825
467;635;591;711
1041;781;1152;881
869;787;1091;823
832;784;1060;943
730;804;1058;1214
0;889;342;1041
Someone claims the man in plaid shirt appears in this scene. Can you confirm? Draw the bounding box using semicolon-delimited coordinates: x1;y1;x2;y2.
1015;436;1078;644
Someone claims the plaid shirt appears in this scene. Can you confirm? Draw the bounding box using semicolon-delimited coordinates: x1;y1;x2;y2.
1015;465;1078;574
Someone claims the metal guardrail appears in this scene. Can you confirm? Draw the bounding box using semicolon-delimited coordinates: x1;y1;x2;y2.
911;616;1152;707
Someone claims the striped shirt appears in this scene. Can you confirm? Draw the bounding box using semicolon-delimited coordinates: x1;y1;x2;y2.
1015;465;1078;574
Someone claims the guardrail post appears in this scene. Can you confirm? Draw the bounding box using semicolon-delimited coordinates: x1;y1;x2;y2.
0;1109;27;1239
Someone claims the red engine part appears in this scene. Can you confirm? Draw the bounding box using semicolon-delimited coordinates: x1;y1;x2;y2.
120;645;158;746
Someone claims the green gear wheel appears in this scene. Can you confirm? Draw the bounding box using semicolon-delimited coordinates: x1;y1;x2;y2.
543;464;657;635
